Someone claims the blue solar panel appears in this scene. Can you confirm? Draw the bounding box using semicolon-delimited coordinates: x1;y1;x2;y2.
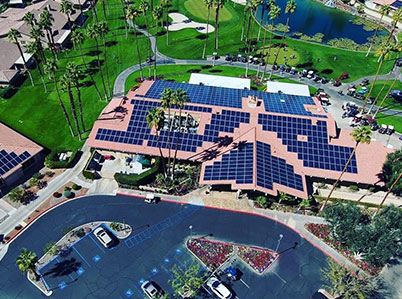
0;150;31;177
392;0;402;8
203;142;254;184
256;141;304;191
258;114;358;173
140;80;326;117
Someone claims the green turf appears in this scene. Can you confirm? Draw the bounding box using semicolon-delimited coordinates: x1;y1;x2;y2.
365;79;402;111
376;112;402;133
183;0;233;22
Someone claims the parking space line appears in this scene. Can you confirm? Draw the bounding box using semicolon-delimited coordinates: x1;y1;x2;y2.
72;246;91;268
240;278;250;289
88;234;106;254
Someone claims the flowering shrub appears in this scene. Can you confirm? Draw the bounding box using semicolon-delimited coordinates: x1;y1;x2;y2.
237;246;279;274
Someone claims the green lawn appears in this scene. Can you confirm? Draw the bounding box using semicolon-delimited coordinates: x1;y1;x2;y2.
183;0;233;22
376;112;402;133
366;80;402;111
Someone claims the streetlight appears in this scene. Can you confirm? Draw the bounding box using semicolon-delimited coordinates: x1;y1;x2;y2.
212;52;217;67
275;234;283;252
189;225;193;237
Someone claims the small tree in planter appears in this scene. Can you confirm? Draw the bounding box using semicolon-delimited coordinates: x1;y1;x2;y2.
53;192;62;198
256;196;269;209
64;190;75;199
28;177;40;187
110;222;122;231
72;184;81;191
16;248;39;281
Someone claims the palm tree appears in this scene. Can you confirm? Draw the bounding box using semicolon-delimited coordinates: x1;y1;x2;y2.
44;58;75;137
87;23;108;100
385;8;402;44
161;0;170;45
66;62;85;133
98;22;111;98
372;69;401;118
126;5;144;81
26;42;47;92
146;108;167;176
375;171;402;215
30;25;47;64
140;0;152;78
120;0;129;39
152;6;162;80
39;9;57;61
8;28;34;86
366;4;391;56
213;0;225;51
362;42;393;112
245;0;262;77
23;12;36;29
60;0;74;30
161;88;174;175
171;88;189;179
202;0;213;59
241;3;251;41
269;0;296;80
60;72;81;140
16;249;39;281
261;3;280;80
100;0;107;21
321;126;372;211
71;30;103;100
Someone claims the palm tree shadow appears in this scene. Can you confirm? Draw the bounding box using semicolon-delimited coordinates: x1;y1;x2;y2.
42;258;81;278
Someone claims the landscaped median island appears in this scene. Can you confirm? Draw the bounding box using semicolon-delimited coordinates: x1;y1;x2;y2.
186;238;279;275
28;221;132;296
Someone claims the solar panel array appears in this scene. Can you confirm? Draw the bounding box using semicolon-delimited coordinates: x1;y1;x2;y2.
392;0;402;8
0;149;31;177
203;142;254;184
258;114;358;173
256;141;304;191
139;80;325;117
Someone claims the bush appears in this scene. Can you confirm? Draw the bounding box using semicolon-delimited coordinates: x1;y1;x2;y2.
256;196;269;209
44;150;79;169
32;172;43;180
64;186;71;192
72;184;80;190
64;190;75;198
45;171;55;177
369;186;376;193
8;187;24;203
28;177;39;187
83;170;95;180
53;192;61;198
349;185;359;192
75;228;85;238
114;158;161;187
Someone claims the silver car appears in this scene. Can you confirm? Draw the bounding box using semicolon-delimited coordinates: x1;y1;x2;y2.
206;277;233;299
141;281;161;298
94;227;113;248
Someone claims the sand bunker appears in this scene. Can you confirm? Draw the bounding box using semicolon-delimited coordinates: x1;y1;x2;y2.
167;12;215;34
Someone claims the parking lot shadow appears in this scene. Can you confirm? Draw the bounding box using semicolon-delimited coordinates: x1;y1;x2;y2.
42;258;82;278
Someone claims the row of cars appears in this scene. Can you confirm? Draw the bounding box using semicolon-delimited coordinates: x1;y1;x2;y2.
225;54;266;65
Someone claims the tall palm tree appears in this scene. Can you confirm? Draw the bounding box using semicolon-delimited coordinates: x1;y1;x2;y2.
23;12;36;29
245;0;262;77
120;0;129;39
213;0;225;50
366;4;391;57
261;3;280;80
60;73;82;140
71;30;103;100
100;0;107;21
126;5;144;81
91;0;99;23
44;58;75;137
87;23;108;100
146;108;167;176
16;249;39;281
8;29;34;86
140;0;152;78
66;62;85;133
30;25;46;64
98;22;111;98
202;0;213;59
321;126;372;211
375;171;402;215
161;88;174;175
269;0;296;80
161;0;170;45
372;69;401;118
362;42;393;112
60;0;74;30
39;9;57;61
171;88;189;179
385;8;402;45
241;3;251;41
152;6;162;80
26;42;47;92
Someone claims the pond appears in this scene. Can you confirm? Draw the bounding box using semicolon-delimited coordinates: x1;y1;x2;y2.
256;0;387;44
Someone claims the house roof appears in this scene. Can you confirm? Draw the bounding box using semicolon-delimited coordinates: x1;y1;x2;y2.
372;0;396;5
189;73;251;90
87;80;392;199
266;81;310;97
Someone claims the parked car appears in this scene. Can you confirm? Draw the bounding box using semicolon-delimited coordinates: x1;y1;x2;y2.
361;78;370;86
321;76;328;84
302;69;308;77
340;72;349;80
225;54;231;61
290;67;297;75
333;79;341;87
387;125;395;135
206;277;233;299
395;57;402;67
141;281;162;298
379;124;388;134
310;289;335;299
307;70;314;79
94;227;113;248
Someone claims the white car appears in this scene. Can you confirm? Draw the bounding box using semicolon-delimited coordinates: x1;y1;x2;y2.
206;277;233;299
94;227;113;248
141;281;161;298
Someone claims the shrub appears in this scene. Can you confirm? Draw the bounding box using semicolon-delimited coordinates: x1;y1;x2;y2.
349;185;359;192
28;177;39;187
83;170;95;180
32;172;43;180
75;228;85;238
53;192;61;198
8;187;23;203
72;184;80;190
45;150;79;169
110;222;122;231
45;171;55;177
114;158;161;187
64;190;74;198
64;186;71;192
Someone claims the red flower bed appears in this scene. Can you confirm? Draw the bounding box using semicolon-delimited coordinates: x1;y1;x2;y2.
305;223;382;276
187;238;234;271
237;246;279;274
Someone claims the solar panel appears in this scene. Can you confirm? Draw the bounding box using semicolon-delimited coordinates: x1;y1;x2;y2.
0;150;31;177
392;0;402;8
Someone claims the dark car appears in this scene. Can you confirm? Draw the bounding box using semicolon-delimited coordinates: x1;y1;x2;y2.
361;78;370;86
321;77;328;84
395;58;402;67
231;55;237;62
225;54;231;61
333;79;342;87
340;72;349;80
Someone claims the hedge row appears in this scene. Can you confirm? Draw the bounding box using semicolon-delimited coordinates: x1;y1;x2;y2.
44;150;79;169
114;158;161;187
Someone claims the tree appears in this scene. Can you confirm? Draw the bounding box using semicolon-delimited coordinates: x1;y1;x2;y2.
240;2;250;41
60;0;74;30
140;0;152;78
97;22;111;98
213;0;225;50
269;0;296;80
161;0;170;45
321;126;372;211
366;4;390;56
26;41;47;92
161;88;174;175
44;241;59;256
245;0;262;77
126;5;144;80
261;3;280;80
8;29;34;86
71;30;103;100
60;72;82;140
120;0;129;39
202;0;213;59
39;8;57;61
152;6;162;80
87;23;108;101
171;88;189;179
16;248;39;281
66;62;85;133
23;12;36;29
256;196;269;209
8;187;24;203
382;149;402;195
29;25;47;63
44;58;75;137
146;108;167;176
169;263;206;298
385;7;402;45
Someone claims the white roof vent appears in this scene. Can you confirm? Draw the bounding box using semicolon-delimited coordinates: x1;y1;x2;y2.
280;99;286;103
